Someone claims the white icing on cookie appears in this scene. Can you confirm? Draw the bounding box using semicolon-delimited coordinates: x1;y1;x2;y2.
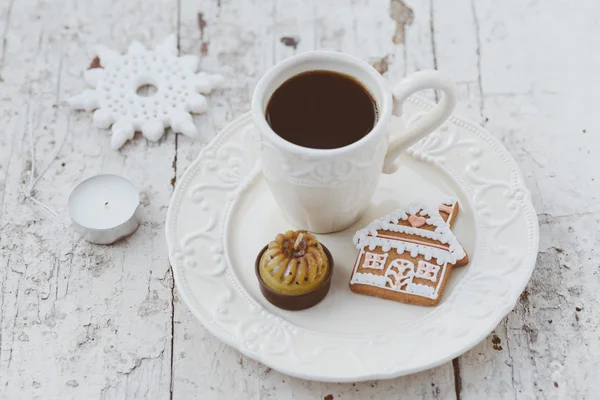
441;196;458;206
406;282;435;297
350;271;391;287
350;272;440;300
350;200;466;302
352;201;466;264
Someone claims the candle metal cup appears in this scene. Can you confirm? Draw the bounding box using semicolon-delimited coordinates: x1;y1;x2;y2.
68;175;142;245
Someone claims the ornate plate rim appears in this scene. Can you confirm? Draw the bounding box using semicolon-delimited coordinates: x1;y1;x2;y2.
166;97;539;382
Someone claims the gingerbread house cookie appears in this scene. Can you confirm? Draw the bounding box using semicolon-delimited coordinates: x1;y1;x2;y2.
349;198;469;306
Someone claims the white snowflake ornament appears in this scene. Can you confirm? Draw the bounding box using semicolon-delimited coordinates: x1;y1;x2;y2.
69;35;224;149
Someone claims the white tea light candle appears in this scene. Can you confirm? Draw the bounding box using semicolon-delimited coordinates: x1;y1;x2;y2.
68;175;141;244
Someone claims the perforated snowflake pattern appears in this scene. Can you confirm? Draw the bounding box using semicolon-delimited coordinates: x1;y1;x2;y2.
69;35;224;149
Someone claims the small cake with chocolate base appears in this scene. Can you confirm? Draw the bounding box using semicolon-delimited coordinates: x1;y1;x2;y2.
256;230;334;310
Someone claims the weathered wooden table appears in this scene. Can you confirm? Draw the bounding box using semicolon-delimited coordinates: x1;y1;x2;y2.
0;0;596;398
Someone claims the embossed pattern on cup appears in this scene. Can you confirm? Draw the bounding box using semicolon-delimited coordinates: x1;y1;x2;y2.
252;51;457;233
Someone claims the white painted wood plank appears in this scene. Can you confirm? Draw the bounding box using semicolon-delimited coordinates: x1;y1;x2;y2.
430;0;482;123
258;366;455;400
0;0;177;398
426;3;499;397
173;0;457;398
435;1;600;399
175;1;273;398
174;1;270;398
0;0;18;225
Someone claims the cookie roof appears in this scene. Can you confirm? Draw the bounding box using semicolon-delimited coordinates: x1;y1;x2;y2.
353;199;466;266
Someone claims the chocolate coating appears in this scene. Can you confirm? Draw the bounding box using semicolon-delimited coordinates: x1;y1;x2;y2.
255;244;334;311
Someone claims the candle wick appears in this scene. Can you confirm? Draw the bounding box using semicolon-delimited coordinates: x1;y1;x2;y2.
104;202;109;206
293;233;304;250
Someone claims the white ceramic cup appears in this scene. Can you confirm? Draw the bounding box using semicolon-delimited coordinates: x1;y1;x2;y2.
251;51;457;233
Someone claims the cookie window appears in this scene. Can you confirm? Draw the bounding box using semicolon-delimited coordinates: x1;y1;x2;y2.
386;259;415;288
415;260;440;282
387;259;414;275
362;252;388;270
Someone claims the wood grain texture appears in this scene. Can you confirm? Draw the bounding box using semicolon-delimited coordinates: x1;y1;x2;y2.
0;0;176;398
0;0;598;398
448;1;600;399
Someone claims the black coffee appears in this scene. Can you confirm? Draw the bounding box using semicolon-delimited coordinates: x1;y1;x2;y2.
265;70;377;149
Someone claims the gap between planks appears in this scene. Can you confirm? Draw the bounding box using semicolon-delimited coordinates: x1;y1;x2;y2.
169;1;182;399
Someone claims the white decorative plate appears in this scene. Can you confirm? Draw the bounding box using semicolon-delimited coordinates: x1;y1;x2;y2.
166;97;538;382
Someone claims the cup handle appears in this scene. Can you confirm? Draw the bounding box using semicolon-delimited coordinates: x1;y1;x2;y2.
382;70;457;174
